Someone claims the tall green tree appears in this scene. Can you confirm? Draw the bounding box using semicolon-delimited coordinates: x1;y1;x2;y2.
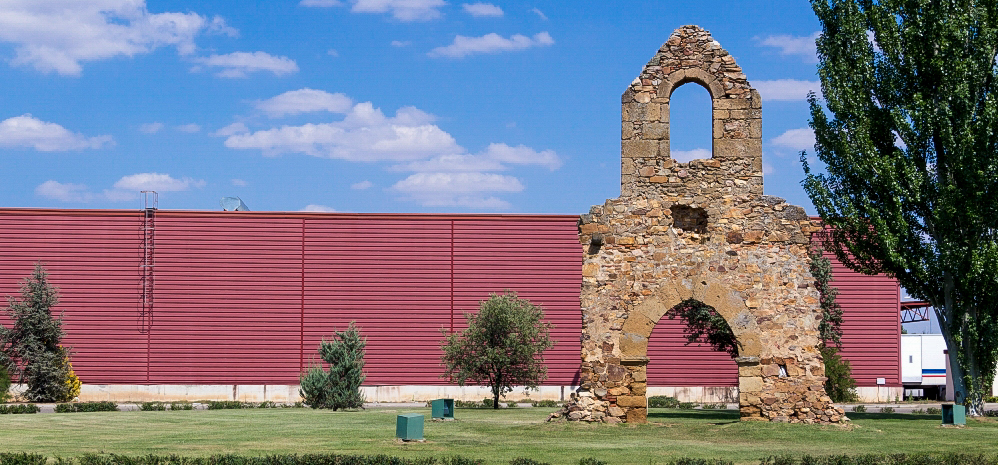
0;264;73;402
803;0;998;414
441;291;554;409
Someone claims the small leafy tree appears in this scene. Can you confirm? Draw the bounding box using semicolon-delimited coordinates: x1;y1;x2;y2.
666;299;739;357
299;322;366;410
441;291;554;409
809;246;858;402
0;264;73;402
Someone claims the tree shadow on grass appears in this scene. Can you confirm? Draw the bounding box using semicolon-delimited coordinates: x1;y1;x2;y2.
846;412;941;421
648;409;740;421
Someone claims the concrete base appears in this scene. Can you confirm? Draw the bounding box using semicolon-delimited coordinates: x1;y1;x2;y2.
74;384;580;403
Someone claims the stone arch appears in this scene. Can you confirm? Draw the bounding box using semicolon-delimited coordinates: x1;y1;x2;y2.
558;24;846;426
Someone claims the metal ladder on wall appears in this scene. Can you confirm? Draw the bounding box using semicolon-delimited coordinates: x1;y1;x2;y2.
139;191;157;333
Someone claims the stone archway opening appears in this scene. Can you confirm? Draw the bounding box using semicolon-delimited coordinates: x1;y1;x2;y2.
647;298;740;403
668;82;713;163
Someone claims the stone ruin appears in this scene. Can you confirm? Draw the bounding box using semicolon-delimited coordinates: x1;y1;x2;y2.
552;25;847;424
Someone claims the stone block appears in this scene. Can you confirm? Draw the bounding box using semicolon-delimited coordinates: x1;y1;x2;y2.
622;102;647;122
625;407;648;423
616;395;647;408
739;376;763;393
622;140;658;159
713;97;751;110
643;122;669;140
713;138;762;159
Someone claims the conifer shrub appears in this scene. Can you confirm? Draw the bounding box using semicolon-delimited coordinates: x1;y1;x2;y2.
0;364;10;403
54;401;117;413
299;322;366;410
0;404;40;414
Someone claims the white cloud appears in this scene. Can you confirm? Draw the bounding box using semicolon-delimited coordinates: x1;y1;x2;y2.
0;115;113;151
113;173;205;192
391;172;522;209
255;89;353;118
139;122;164;134
753;79;822;101
215;122;250;136
225;102;460;161
483;143;561;170
0;1;233;76
392;153;504;172
36;172;203;203
232;179;248;187
671;148;711;163
758;32;820;63
301;204;337;212
300;0;343;6
351;0;447;21
763;162;775;175
351;180;373;190
176;123;201;133
193;52;298;78
530;8;548;20
391;40;411;47
771;128;815;151
327;49;339;57
429;32;554;58
463;3;503;17
35;180;92;202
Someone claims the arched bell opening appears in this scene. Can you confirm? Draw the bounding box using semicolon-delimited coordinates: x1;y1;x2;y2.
668;82;713;163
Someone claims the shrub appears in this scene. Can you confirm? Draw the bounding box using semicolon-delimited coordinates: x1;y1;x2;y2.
910;408;925;415
258;401;277;409
577;460;608;465
0;265;75;402
678;402;696;410
299;322;366;410
0;404;40;414
926;407;941;415
54;401;117;413
441;292;553;409
280;401;305;408
879;406;895;414
0;452;47;465
0;364;10;403
531;400;560;408
671;460;734;465
63;354;81;401
139;402;167;411
509;459;548;465
170;402;194;410
506;401;518;408
206;401;246;410
985;395;998;403
648;395;680;408
852;405;867;413
702;403;727;410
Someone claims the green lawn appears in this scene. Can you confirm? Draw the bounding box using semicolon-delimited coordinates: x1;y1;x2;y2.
1;407;996;464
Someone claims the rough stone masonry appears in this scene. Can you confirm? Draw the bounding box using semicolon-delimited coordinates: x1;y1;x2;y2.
552;25;846;425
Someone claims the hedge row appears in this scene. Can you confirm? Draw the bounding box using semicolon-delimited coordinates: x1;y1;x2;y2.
2;454;998;465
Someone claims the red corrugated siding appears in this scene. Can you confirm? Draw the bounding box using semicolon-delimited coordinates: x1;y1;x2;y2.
0;208;899;389
826;249;901;387
0;209;582;386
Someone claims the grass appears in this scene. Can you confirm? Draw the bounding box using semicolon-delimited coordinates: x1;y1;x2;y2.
1;407;997;464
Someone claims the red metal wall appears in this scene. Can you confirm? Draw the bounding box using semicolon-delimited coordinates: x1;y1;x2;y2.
0;208;900;388
0;209;582;386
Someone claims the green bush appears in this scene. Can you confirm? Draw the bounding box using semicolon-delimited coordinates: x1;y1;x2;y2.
139;402;166;411
0;404;40;414
0;365;11;403
761;454;997;465
648;395;680;408
509;459;548;465
280;401;305;408
206;401;247;410
170;402;194;410
852;405;867;413
671;460;734;465
54;401;117;413
300;322;366;410
678;402;696;410
531;400;560;408
702;403;727;410
879;406;895;414
985;395;998;403
0;452;48;465
926;407;941;415
577;460;607;465
910;408;925;415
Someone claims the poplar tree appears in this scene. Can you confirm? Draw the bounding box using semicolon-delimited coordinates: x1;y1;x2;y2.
803;0;998;414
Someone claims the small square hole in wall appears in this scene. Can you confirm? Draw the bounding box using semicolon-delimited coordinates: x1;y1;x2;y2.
671;205;708;233
778;364;788;378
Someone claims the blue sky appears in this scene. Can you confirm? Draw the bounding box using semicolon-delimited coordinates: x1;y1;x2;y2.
0;0;825;213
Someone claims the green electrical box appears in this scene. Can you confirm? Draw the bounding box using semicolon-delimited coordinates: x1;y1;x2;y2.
942;404;966;426
431;399;454;419
396;413;424;441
